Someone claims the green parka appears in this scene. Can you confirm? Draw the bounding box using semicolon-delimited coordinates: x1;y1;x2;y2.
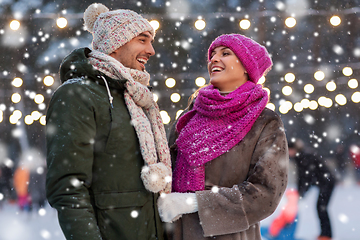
46;48;164;240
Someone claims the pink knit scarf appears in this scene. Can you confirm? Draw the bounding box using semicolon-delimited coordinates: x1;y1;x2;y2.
173;81;268;192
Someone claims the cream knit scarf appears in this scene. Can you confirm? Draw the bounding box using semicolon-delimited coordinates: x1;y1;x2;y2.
88;50;171;194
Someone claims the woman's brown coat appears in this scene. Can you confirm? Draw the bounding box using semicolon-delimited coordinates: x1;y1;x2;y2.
167;107;289;240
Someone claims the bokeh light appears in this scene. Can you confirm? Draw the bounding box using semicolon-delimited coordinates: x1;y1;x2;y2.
239;19;251;30
301;99;310;108
279;101;293;114
12;77;23;87
34;94;45;104
149;20;160;31
194;19;206;30
293;102;302;112
195;77;206;87
304;114;315;124
342;67;353;76
318;96;333;108
56;17;68;29
38;103;46;111
326;81;337;92
165;78;176;88
285;17;296;28
31;111;42;120
13;110;22;120
314;70;325;81
160;110;170;124
325;98;333;108
10;20;20;30
348;79;358;89
170;93;181;103
351;92;360;103
43;75;55;86
309;100;319;110
330;15;341;26
266;103;275;111
176;110;184;119
304;84;315;94
258;76;266;85
9;115;19;124
11;93;21;103
318;96;327;106
40;115;46;125
24;115;34;125
282;86;292;96
335;94;347;105
284;73;295;83
153;93;159;102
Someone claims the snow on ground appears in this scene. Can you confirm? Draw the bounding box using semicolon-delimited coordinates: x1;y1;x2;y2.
0;184;359;240
261;183;360;240
0;203;65;240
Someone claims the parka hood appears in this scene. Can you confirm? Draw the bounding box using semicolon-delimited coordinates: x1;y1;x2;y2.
60;47;91;83
59;47;126;90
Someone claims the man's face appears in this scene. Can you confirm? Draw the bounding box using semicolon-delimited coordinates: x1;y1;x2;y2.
109;31;155;71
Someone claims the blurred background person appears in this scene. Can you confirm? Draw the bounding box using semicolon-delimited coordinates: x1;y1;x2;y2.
334;143;353;184
288;139;336;240
13;159;31;212
25;148;47;211
349;143;360;185
263;189;299;240
0;141;15;207
14;148;47;212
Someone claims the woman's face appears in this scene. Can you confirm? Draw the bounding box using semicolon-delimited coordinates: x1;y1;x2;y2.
208;46;248;92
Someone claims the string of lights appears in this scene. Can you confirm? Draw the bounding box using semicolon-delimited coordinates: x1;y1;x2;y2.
1;4;359;127
5;5;359;30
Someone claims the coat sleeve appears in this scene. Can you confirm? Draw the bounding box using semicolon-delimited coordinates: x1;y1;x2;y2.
46;83;103;240
196;116;289;237
167;103;192;171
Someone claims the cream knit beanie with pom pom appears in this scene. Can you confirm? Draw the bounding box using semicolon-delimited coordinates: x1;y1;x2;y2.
84;3;155;54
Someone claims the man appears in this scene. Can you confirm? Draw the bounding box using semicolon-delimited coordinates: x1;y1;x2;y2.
288;139;336;240
46;3;171;240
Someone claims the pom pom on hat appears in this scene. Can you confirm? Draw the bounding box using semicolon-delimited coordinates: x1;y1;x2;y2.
83;3;155;54
84;3;109;33
208;34;273;83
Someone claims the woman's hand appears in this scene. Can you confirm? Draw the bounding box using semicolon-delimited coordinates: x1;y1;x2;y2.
157;192;198;222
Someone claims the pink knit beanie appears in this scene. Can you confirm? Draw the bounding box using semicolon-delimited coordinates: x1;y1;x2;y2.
83;3;155;54
208;34;273;83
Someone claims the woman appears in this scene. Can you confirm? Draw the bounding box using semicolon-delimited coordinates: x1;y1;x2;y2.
158;34;289;239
